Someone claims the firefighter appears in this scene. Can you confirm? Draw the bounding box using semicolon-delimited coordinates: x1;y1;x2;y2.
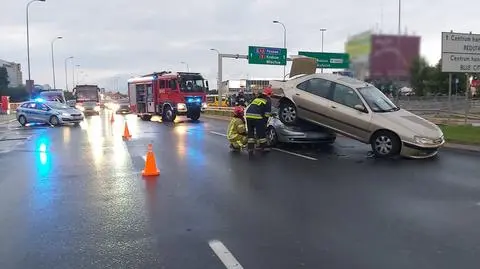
245;86;273;156
227;106;247;151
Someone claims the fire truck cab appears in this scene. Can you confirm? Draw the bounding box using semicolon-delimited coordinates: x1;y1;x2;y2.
128;71;208;122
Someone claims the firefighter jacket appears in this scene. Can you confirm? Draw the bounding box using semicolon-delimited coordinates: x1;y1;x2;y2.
245;94;272;120
227;117;247;141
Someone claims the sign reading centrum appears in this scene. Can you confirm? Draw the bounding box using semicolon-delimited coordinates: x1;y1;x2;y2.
248;46;287;66
441;32;480;73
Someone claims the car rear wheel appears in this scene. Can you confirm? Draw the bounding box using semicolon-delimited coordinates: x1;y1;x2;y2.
371;131;401;158
278;101;297;125
266;126;278;147
49;115;60;126
189;111;201;121
18;115;27;126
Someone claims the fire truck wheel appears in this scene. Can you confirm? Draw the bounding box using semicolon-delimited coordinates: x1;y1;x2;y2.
162;106;176;122
189;111;201;121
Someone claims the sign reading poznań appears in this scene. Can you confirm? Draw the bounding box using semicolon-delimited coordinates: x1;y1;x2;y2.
248;46;287;66
441;32;480;73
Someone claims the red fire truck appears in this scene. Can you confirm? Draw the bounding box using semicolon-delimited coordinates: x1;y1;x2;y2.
128;71;208;122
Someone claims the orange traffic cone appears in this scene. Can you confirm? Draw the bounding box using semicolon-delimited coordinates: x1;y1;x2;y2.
110;113;115;123
122;122;132;140
142;144;160;177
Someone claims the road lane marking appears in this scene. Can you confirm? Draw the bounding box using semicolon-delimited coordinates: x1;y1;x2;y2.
208;240;244;269
209;131;318;161
210;131;227;137
272;148;318;161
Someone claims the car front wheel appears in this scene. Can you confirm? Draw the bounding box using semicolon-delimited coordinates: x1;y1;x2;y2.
49;115;60;126
371;131;401;158
266;126;278;147
278;101;297;125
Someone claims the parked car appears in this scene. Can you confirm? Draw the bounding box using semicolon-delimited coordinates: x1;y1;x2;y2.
266;113;336;146
270;58;444;158
16;100;84;126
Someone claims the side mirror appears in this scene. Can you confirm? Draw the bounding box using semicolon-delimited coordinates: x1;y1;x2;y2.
354;104;366;112
205;81;209;91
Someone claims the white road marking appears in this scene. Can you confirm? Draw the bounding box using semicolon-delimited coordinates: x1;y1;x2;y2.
208;240;244;269
272;148;318;161
210;131;317;160
210;131;227;137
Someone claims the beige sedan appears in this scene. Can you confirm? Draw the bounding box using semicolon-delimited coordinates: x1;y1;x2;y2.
271;59;444;158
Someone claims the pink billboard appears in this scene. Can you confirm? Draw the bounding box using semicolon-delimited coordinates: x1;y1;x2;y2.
369;35;421;80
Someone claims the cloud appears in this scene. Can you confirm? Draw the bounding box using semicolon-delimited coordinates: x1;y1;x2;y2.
1;0;478;92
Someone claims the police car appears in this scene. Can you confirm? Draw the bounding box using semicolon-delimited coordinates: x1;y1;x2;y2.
16;99;84;126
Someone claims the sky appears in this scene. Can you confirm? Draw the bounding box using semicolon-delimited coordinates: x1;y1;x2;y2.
1;0;478;92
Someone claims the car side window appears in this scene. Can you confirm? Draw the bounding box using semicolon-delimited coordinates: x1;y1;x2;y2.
21;103;30;108
297;78;332;98
36;103;49;111
26;103;36;109
332;84;363;109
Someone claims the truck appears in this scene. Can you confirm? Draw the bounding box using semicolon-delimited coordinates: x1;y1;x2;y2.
128;71;209;122
73;85;101;115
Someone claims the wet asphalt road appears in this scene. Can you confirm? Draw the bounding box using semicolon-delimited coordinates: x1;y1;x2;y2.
1;111;480;269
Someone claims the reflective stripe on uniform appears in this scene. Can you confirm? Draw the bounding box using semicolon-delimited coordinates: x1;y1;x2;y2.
250;98;267;106
245;113;262;119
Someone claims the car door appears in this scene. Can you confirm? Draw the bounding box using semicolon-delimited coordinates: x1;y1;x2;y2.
23;102;38;122
293;78;336;128
35;103;52;123
326;83;372;142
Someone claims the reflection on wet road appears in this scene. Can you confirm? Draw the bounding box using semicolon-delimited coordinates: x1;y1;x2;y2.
1;111;480;269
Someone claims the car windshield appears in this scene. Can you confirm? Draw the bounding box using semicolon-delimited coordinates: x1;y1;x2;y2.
179;77;205;92
47;102;69;109
358;86;400;112
76;90;98;102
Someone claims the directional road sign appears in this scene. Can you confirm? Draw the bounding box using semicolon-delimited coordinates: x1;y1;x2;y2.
441;32;480;73
298;51;350;69
248;46;287;66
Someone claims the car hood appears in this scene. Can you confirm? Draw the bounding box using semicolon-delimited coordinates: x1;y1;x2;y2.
376;109;443;138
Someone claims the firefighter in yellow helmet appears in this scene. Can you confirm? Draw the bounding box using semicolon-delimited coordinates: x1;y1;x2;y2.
245;86;273;156
227;106;247;151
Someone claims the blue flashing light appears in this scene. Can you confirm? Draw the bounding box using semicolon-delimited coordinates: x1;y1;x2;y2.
34;98;45;102
186;97;202;103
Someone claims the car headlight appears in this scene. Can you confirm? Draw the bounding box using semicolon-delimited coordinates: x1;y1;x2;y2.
177;103;187;110
414;136;437;145
201;102;207;109
94;106;101;112
62;112;70;117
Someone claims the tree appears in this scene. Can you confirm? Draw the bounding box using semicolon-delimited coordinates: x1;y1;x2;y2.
409;57;430;96
0;67;9;95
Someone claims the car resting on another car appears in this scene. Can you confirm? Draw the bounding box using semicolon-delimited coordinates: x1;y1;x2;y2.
270;58;444;159
16;100;84;126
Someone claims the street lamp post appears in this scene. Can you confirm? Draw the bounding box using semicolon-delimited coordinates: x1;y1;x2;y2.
64;56;73;91
320;28;327;73
51;36;63;89
26;0;46;89
180;61;190;72
75;64;80;86
273;20;287;80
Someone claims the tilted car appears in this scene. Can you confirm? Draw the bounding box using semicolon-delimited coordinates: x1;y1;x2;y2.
270;57;444;158
16;100;84;126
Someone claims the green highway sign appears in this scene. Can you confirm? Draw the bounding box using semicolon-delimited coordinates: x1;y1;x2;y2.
298;51;350;69
248;46;287;66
